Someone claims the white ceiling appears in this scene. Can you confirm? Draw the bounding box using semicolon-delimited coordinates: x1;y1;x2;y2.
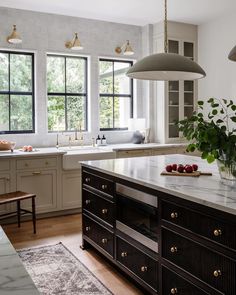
0;0;236;26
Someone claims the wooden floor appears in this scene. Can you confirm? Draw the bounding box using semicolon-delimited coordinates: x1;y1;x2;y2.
2;213;144;295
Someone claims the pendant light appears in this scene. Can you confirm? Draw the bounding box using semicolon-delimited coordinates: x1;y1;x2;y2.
115;40;134;56
65;33;83;50
127;0;206;81
228;45;236;61
7;25;22;44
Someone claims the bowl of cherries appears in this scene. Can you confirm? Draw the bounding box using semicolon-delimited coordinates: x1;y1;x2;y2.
165;163;198;174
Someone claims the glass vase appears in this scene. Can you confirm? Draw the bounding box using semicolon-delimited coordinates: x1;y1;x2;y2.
217;159;236;181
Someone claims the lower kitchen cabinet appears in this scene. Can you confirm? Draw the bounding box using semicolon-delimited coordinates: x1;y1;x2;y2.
62;171;82;209
16;169;57;213
0;173;11;214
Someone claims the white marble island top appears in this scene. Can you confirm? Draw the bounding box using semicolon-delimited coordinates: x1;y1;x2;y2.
82;154;236;216
0;227;39;294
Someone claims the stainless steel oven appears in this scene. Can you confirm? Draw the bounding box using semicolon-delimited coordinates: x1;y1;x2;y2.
116;183;158;252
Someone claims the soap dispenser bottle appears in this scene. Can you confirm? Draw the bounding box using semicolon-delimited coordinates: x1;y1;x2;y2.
101;135;107;145
96;135;101;146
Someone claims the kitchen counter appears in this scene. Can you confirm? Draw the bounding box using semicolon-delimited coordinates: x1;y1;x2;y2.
0;147;65;158
106;142;186;151
0;226;39;294
82;154;236;216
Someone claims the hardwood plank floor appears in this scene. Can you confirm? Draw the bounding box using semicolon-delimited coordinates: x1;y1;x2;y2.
2;213;144;295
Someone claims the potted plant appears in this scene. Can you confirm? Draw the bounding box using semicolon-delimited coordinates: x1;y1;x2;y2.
178;98;236;181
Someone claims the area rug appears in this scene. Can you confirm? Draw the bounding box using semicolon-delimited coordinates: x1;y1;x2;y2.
17;243;113;295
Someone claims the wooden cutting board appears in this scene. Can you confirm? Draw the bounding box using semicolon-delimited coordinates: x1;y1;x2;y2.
161;171;212;177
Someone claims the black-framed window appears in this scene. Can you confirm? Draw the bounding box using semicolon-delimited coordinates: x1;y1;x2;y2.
47;54;88;132
0;51;35;134
99;59;133;130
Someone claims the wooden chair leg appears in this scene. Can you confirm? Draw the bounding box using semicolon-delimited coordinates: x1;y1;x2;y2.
32;196;36;234
17;200;21;228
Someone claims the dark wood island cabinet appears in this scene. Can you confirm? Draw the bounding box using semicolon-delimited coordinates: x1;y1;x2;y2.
81;155;236;295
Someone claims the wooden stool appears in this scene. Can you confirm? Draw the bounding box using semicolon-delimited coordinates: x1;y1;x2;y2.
0;191;36;234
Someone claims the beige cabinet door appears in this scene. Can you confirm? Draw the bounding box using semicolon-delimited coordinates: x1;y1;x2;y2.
16;170;57;213
0;174;11;214
62;171;81;209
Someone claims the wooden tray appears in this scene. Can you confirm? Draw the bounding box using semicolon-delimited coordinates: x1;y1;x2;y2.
161;171;212;177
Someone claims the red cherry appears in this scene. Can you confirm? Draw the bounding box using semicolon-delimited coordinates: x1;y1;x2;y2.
185;165;193;173
177;165;184;173
192;164;198;171
172;164;177;171
166;165;173;173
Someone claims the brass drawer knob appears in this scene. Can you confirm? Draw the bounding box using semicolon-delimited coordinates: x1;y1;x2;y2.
85;177;91;183
141;266;148;272
102;209;108;214
101;238;108;244
101;184;107;190
85;226;91;232
213;270;222;278
170;288;178;294
85;199;91;205
213;229;222;237
45;161;49;165
170;246;178;253
25;163;29;167
171;212;178;219
121;252;128;257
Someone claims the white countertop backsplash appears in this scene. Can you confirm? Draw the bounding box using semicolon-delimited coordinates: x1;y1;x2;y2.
81;154;236;216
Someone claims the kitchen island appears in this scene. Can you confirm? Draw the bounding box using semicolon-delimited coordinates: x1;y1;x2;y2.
81;154;236;295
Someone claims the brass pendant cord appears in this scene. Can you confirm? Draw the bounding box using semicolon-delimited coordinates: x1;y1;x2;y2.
164;0;168;53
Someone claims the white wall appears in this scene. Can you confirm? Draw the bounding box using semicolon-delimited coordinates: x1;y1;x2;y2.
0;7;143;147
198;11;236;104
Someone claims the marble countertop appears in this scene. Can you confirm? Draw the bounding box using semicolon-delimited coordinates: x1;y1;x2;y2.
0;143;186;159
82;154;236;216
0;227;39;294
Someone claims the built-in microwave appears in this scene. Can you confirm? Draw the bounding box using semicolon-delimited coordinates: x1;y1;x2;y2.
116;183;158;252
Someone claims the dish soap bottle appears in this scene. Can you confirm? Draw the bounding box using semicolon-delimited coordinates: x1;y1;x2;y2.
101;135;107;145
96;135;101;146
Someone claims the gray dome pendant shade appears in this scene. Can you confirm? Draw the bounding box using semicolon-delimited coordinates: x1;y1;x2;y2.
127;0;206;81
228;45;236;61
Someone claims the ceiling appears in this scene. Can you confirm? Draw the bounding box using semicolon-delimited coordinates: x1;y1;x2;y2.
0;0;236;26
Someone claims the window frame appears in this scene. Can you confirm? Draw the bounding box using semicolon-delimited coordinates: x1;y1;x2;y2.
0;50;35;134
47;54;88;132
99;58;133;131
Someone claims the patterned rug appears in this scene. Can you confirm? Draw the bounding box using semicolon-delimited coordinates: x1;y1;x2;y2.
17;243;113;295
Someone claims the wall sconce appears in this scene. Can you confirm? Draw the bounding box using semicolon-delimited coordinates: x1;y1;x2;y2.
115;40;134;56
7;25;22;44
65;33;83;50
228;45;236;61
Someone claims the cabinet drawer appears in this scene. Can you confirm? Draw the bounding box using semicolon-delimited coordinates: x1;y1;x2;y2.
83;215;114;257
162;200;236;250
162;228;236;295
82;171;114;196
0;160;10;171
162;266;210;295
117;149;152;158
83;189;115;226
17;157;57;170
117;237;158;291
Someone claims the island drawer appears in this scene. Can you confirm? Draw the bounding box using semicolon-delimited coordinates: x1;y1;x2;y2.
0;160;10;171
116;236;158;291
82;189;115;226
162;228;236;295
16;157;57;170
83;215;114;257
161;200;236;250
162;266;211;295
82;171;114;196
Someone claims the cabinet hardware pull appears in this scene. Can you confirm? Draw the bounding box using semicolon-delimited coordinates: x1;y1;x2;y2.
5;177;10;181
121;252;128;257
85;226;91;232
25;163;29;167
101;238;107;244
213;229;222;237
32;172;41;175
102;209;108;214
170;288;178;294
45;161;49;165
170;246;178;253
170;212;178;219
85;177;90;183
213;270;222;277
85;200;91;205
140;266;148;272
101;184;107;190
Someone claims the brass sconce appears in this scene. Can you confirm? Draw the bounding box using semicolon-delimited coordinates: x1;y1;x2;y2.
7;25;22;44
115;40;134;56
65;33;83;50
